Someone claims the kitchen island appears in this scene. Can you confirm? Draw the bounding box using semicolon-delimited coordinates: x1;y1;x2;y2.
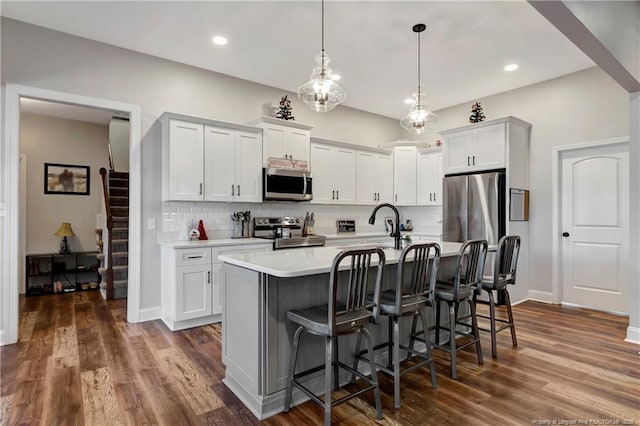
218;241;463;419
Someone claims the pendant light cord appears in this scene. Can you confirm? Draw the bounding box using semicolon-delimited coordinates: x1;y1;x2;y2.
417;29;421;104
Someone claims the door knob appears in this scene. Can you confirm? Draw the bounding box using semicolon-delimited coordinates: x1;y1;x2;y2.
562;232;570;237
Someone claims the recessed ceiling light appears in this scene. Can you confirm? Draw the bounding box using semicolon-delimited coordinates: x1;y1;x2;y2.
212;36;228;46
404;98;414;104
331;74;341;81
504;63;519;72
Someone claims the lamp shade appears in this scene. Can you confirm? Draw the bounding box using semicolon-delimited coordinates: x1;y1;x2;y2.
297;51;346;112
54;222;75;238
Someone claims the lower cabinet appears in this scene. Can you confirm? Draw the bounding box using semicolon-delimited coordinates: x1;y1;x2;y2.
161;243;271;331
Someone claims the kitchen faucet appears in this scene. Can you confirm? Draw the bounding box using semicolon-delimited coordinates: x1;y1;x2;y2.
368;203;401;250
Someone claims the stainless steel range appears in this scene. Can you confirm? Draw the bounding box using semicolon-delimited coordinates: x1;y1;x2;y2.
253;216;326;250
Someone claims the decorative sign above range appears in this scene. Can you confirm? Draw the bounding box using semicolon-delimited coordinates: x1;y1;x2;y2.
337;220;356;233
268;157;309;171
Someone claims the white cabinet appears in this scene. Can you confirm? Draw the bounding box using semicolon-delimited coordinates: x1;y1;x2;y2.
310;140;356;204
393;146;418;206
248;116;314;165
417;150;443;206
161;242;271;331
356;150;393;205
162;114;263;202
441;122;506;174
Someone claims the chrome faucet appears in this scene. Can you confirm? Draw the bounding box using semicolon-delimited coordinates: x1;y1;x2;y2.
368;203;401;250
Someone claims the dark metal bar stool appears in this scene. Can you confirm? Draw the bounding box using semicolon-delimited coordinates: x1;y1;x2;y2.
433;239;487;379
474;235;521;358
354;242;440;409
284;248;385;426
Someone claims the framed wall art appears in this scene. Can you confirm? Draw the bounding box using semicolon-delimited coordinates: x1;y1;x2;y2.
44;163;90;195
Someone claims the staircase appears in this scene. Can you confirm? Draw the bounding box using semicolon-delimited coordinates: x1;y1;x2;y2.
97;169;129;299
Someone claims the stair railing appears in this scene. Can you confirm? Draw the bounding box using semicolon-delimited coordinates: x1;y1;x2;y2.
99;167;115;299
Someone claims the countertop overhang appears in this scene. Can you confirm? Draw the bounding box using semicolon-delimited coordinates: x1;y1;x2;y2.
218;241;463;278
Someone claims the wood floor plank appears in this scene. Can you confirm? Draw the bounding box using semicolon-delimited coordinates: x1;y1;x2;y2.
4;292;639;426
80;367;124;425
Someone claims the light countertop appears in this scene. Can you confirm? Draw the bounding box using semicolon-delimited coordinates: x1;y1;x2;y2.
219;241;463;278
159;238;273;249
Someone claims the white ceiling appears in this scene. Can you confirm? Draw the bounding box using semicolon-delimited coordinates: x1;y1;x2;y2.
2;1;595;119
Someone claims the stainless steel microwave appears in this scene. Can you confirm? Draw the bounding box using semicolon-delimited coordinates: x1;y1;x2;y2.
263;168;312;201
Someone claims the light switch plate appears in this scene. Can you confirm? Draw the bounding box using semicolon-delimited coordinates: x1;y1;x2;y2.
147;218;156;230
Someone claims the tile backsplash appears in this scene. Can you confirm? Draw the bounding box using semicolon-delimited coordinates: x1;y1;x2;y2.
161;201;442;240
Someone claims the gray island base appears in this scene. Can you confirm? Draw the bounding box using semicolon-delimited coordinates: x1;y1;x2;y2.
219;242;464;420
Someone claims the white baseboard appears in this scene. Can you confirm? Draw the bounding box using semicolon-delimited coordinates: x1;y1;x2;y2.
527;290;555;303
139;306;162;322
0;329;6;346
625;326;640;345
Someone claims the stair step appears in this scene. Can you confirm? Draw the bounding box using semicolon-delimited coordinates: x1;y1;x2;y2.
109;171;129;179
100;280;128;299
99;265;128;273
110;187;129;197
97;252;128;260
111;207;129;216
109;178;129;188
109;197;128;206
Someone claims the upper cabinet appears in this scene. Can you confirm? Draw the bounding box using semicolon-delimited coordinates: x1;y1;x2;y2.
310;139;356;205
356;149;393;205
417;149;443;206
162;113;263;202
440;117;530;175
393;146;418;206
248;116;314;166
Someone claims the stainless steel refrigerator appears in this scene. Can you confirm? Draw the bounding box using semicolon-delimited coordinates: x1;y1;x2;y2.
442;170;506;244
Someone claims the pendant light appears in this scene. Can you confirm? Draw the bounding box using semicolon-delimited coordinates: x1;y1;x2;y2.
400;24;437;135
297;0;346;112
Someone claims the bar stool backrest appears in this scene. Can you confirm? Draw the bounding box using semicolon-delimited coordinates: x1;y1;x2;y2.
453;239;488;299
329;248;386;336
396;242;441;309
493;235;521;286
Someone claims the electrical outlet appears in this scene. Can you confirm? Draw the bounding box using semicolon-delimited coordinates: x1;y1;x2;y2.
147;218;156;230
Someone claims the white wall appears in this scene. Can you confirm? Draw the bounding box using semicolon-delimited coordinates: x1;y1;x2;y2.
0;18;404;311
419;67;629;297
20;113;110;253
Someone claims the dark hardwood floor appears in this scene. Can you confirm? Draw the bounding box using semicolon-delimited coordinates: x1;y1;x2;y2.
1;291;638;425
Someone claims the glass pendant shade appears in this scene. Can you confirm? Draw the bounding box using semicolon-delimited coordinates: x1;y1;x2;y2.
400;89;438;135
298;51;346;112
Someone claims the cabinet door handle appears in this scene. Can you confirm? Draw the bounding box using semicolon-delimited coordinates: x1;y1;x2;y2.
237;185;240;196
187;255;203;259
433;193;436;202
336;190;339;200
207;271;211;283
373;192;376;201
231;185;235;196
199;183;203;195
467;156;470;166
332;190;335;200
473;155;476;165
429;193;432;201
395;193;398;202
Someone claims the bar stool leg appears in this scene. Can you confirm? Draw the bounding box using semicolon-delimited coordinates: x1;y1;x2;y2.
448;302;457;379
407;315;418;361
469;298;483;365
418;309;437;389
361;328;383;420
351;332;363;384
392;316;401;409
285;326;304;412
324;336;333;426
333;338;339;391
435;300;442;345
488;289;498;358
387;317;394;369
504;288;518;347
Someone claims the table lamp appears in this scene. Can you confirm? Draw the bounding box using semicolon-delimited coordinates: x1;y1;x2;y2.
54;222;75;254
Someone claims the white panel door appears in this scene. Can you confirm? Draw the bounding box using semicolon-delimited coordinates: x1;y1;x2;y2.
474;123;505;170
444;130;473;174
356;151;376;204
262;125;286;164
176;265;212;321
204;125;234;201
393;146;417;205
310;143;335;203
168;120;204;200
561;143;629;313
287;129;310;163
334;148;356;204
235;131;262;202
375;153;394;204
